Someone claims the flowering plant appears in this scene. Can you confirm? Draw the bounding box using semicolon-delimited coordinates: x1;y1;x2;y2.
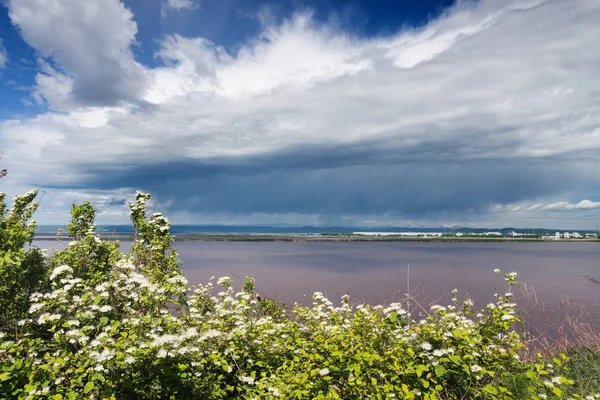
0;191;598;399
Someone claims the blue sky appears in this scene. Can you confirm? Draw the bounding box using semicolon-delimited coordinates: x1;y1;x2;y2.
1;0;600;229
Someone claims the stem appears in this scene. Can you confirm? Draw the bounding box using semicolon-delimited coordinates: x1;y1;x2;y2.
407;263;410;327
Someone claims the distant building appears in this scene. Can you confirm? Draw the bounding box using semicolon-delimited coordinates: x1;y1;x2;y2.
353;232;443;237
510;232;539;237
555;232;561;240
563;232;571;239
572;232;581;239
456;232;464;237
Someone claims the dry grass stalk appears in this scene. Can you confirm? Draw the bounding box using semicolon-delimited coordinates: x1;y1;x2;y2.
519;278;600;360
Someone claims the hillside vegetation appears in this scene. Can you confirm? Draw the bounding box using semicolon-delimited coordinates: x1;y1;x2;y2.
1;190;599;399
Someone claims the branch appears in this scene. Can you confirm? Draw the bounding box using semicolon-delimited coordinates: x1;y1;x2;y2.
0;150;5;179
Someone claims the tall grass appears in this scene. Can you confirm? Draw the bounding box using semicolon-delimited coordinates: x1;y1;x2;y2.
506;275;600;397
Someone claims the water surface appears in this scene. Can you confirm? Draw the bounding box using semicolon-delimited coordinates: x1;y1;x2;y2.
34;241;600;325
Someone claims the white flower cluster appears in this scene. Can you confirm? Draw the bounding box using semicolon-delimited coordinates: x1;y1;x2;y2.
49;265;74;281
150;212;170;232
6;261;599;400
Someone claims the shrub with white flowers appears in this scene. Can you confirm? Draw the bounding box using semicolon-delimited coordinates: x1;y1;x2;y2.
0;190;598;399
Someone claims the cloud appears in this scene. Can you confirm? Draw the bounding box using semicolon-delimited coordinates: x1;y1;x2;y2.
164;0;198;12
161;0;199;19
541;200;600;211
0;41;7;68
376;0;546;69
492;199;600;213
58;191;128;208
146;15;371;102
2;0;600;226
7;0;146;109
526;204;545;211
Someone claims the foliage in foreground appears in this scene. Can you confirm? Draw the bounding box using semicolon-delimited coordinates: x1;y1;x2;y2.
0;190;599;399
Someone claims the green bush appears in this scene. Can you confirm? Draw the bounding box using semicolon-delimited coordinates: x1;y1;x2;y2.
0;190;599;399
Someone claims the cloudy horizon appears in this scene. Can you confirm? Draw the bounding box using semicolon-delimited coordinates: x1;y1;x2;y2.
1;0;600;230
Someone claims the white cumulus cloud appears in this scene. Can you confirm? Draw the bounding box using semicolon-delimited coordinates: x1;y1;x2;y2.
8;0;146;109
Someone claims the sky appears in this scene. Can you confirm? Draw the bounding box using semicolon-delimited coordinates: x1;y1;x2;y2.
1;0;600;229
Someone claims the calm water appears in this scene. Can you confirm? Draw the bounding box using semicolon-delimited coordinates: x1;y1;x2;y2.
34;241;600;324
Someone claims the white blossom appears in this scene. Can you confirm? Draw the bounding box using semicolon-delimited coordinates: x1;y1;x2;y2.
50;265;74;281
239;376;255;384
471;365;482;373
420;342;432;351
217;276;231;286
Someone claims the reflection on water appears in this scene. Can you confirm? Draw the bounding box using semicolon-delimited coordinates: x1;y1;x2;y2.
33;241;600;324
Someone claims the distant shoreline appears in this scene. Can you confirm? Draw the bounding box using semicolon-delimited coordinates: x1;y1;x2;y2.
33;235;600;243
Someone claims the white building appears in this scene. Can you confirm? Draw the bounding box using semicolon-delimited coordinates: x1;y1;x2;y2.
353;232;443;237
563;232;571;239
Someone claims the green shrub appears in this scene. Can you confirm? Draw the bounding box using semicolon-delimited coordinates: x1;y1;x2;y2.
0;190;599;399
0;191;47;327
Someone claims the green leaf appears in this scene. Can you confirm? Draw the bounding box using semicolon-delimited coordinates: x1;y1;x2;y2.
24;383;39;393
3;253;13;264
482;384;498;395
84;381;94;394
0;372;10;381
435;365;447;377
449;355;461;365
99;317;109;326
525;370;537;379
388;312;397;322
559;377;574;385
52;395;63;400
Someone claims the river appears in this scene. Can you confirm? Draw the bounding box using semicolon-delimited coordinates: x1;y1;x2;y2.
33;241;600;329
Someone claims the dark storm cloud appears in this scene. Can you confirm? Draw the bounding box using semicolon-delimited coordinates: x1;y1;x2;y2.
39;137;582;217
